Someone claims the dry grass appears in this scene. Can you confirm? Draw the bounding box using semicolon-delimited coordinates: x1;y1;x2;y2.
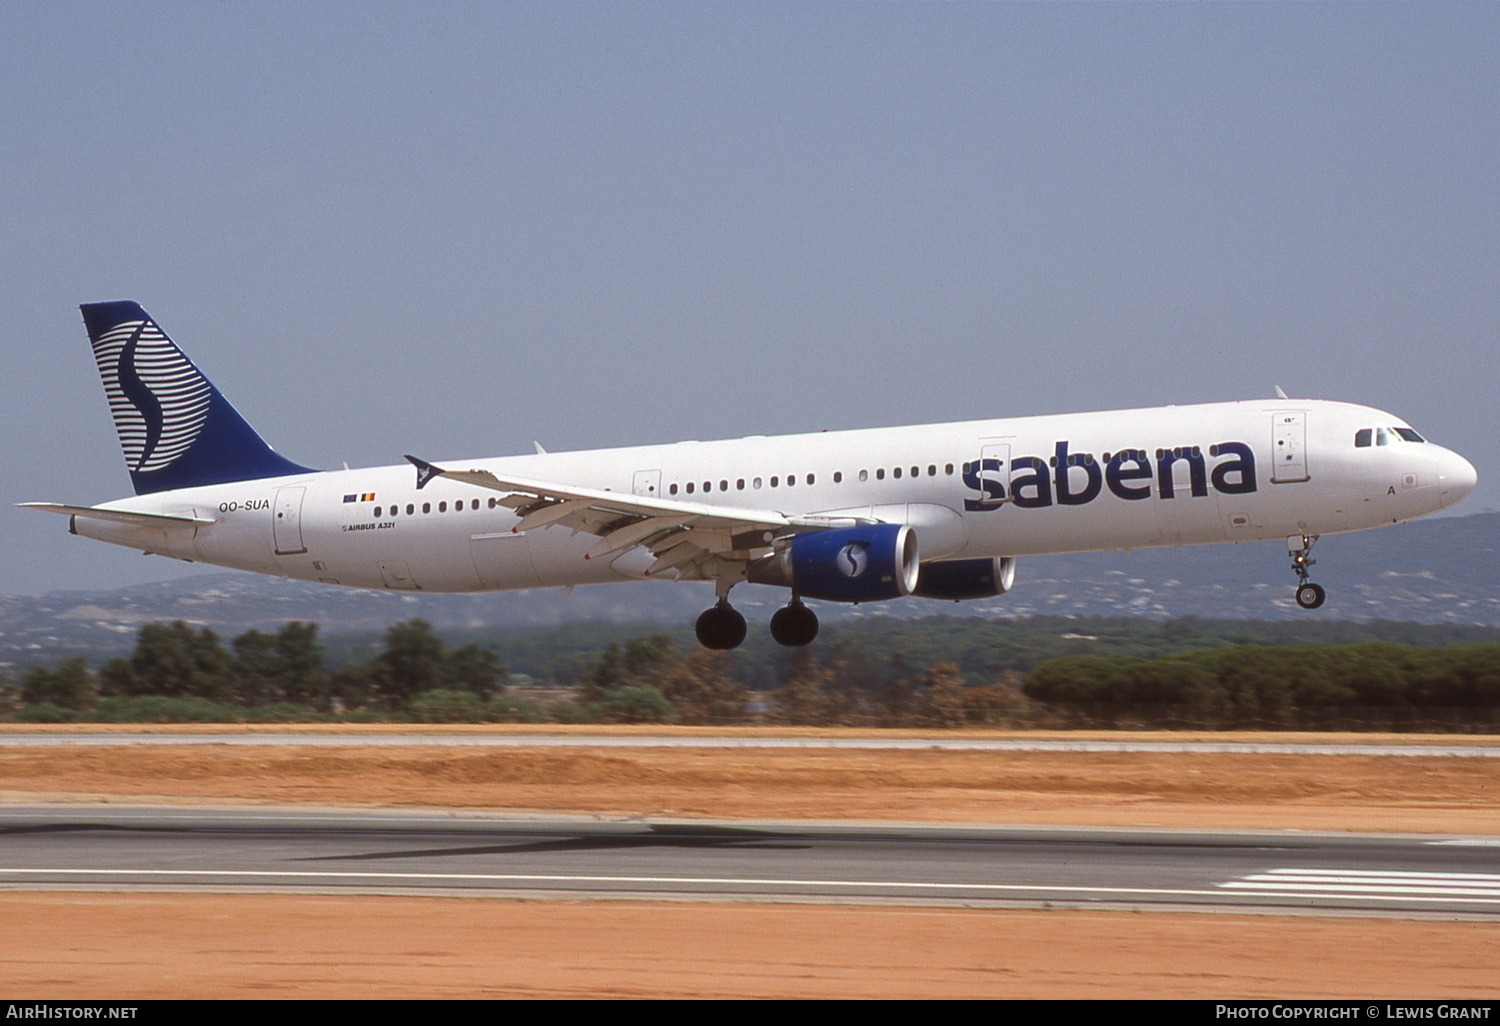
1;728;1497;833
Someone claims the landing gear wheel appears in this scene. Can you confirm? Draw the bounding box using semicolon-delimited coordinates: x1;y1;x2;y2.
770;600;819;647
695;601;747;650
1286;534;1325;612
1295;582;1326;610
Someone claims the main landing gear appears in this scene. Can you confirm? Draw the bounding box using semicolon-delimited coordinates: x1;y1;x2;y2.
693;593;821;649
695;599;747;650
1288;534;1326;610
769;597;819;648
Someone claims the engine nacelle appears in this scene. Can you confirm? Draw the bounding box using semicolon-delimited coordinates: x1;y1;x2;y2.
749;523;920;603
912;556;1017;601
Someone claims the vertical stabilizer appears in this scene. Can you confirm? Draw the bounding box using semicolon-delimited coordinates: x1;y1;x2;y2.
80;301;314;494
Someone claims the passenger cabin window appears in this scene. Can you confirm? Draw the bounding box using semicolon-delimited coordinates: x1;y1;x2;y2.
833;471;842;483
859;470;868;482
439;502;447;513
876;468;885;480
669;483;678;495
1356;429;1372;448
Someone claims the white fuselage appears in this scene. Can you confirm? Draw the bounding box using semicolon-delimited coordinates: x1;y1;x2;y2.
72;399;1477;597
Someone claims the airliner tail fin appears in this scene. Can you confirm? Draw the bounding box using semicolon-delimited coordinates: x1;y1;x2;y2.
80;301;313;495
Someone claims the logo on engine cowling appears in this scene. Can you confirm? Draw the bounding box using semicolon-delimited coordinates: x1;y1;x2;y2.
836;542;870;578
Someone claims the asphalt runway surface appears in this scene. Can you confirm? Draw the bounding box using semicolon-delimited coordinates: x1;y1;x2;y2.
1;806;1496;914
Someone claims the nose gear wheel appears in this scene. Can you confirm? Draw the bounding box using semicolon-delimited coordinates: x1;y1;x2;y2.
1288;534;1325;610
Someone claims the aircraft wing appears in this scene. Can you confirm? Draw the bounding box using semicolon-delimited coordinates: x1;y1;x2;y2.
17;503;214;527
405;456;870;577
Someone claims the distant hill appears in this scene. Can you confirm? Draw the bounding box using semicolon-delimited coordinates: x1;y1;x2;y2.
2;511;1495;667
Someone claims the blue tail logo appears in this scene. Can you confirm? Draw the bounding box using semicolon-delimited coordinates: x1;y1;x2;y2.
81;302;314;495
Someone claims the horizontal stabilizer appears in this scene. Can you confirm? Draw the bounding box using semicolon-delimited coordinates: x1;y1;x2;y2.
16;502;213;526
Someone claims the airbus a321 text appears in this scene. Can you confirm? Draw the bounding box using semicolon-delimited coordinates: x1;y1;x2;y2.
22;302;1478;649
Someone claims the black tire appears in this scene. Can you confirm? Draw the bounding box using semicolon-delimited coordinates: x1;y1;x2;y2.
1295;582;1326;610
769;603;819;647
695;604;747;650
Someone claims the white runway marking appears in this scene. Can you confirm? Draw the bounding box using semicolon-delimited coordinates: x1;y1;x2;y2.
1219;868;1500;902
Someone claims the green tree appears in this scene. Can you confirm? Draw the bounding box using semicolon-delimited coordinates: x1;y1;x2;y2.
230;629;280;706
583;635;675;703
21;657;94;711
100;621;232;701
447;642;503;701
373;619;449;709
274;622;327;706
228;622;327;707
592;685;680;724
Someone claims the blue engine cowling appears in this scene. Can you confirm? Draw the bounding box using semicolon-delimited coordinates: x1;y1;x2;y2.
749;523;920;603
912;556;1017;601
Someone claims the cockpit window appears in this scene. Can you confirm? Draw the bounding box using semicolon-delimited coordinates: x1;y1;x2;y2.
1376;427;1391;446
1394;427;1425;443
1355;428;1372;448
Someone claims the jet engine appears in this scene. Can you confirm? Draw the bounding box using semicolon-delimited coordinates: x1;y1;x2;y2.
749;523;920;602
912;556;1016;601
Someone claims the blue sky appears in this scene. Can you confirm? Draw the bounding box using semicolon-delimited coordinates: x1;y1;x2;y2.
3;2;1496;595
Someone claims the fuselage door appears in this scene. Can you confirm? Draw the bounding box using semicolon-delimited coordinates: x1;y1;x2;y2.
633;470;662;499
273;486;308;554
1271;412;1310;483
965;440;1010;510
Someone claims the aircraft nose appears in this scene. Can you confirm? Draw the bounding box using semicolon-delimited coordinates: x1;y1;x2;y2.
1438;449;1478;504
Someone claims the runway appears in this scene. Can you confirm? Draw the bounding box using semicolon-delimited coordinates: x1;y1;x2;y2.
1;806;1496;914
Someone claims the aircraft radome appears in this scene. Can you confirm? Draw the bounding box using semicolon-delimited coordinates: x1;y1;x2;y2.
21;302;1479;649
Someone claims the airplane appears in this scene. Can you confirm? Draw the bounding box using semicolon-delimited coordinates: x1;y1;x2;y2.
21;301;1479;649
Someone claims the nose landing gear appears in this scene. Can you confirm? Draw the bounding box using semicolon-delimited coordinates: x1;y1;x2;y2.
1288;534;1326;609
